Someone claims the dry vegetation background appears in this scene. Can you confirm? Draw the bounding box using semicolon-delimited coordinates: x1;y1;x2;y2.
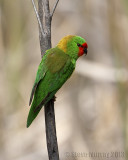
0;0;128;160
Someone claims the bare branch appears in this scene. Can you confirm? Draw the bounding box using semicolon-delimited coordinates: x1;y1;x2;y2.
51;0;59;18
45;99;59;160
31;0;45;36
43;0;51;34
37;0;60;159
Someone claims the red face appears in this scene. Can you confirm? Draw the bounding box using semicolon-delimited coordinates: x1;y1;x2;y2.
78;42;88;57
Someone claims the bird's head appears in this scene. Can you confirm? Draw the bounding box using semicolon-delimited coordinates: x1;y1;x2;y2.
57;35;88;60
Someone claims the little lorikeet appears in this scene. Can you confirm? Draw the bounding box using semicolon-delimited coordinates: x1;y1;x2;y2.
27;35;88;127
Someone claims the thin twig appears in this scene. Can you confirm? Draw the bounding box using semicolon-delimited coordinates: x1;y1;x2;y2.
31;0;45;36
51;0;59;18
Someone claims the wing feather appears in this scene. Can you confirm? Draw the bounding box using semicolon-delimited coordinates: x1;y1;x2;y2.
29;64;46;105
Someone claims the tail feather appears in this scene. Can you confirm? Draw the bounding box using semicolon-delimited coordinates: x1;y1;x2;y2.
34;93;50;112
27;92;56;128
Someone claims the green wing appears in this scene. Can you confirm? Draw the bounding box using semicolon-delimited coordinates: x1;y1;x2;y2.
29;60;46;106
29;48;69;105
27;47;75;127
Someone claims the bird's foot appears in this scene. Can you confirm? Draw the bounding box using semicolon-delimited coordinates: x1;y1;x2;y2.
52;96;56;102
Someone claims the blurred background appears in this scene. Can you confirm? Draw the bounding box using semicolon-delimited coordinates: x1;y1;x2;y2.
0;0;128;159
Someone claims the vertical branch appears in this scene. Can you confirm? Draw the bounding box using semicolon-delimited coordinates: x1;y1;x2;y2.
38;0;47;56
43;0;52;50
45;99;59;160
37;0;59;160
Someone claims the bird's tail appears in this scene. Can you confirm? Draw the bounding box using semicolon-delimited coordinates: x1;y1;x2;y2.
27;91;56;128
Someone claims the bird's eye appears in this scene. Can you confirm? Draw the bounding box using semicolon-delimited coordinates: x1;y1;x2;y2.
77;43;81;47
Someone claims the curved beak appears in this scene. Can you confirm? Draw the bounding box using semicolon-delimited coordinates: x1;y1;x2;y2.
84;47;88;55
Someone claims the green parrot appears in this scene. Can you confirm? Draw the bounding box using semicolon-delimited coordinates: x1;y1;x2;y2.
27;35;88;127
